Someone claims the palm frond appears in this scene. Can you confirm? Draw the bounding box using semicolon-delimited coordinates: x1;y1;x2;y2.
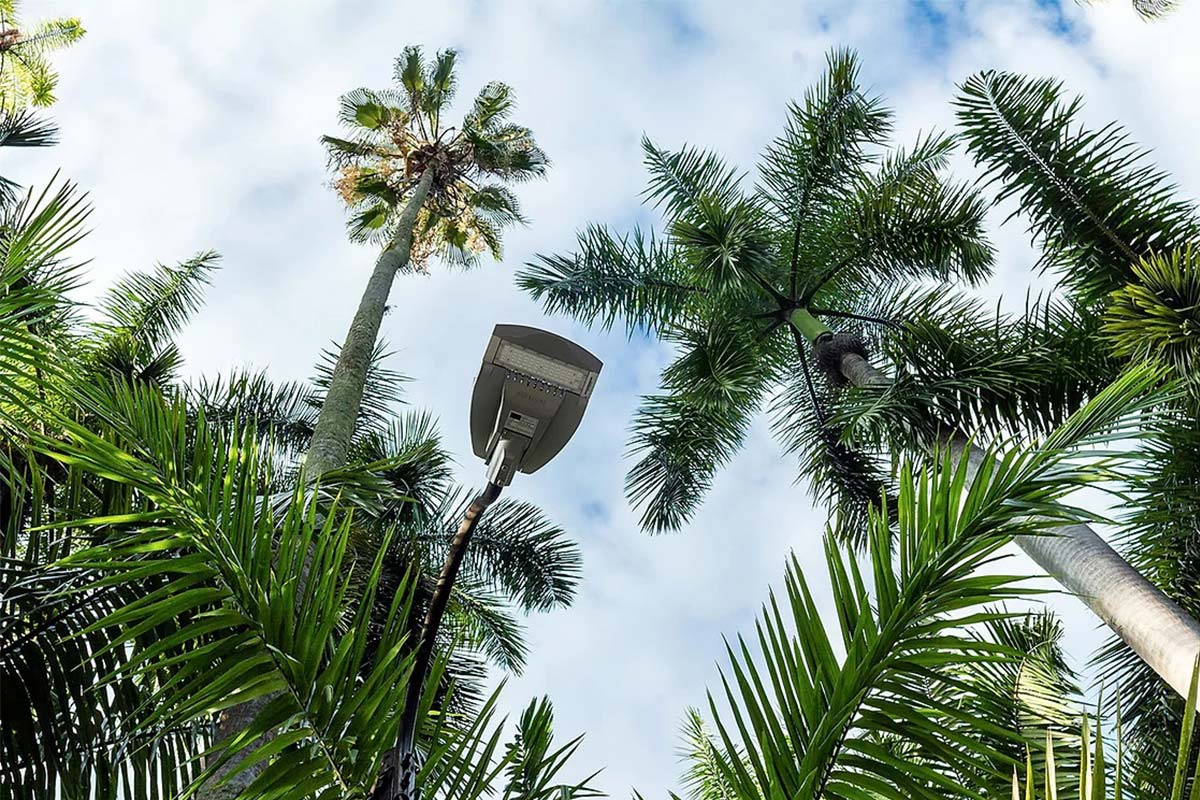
758;47;890;227
425;492;581;613
184;368;320;458
700;366;1158;800
499;697;603;800
519;225;703;335
625;390;760;534
955;71;1200;303
1103;245;1200;387
642;137;746;226
91;251;219;364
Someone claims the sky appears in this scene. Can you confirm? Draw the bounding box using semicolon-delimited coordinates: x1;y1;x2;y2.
12;0;1200;795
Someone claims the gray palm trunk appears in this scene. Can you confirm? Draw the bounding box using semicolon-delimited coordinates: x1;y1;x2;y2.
199;170;435;800
306;167;435;476
817;320;1200;708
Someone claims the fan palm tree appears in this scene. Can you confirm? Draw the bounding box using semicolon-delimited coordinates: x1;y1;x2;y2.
308;45;548;478
657;367;1162;800
0;0;83;111
520;49;1200;720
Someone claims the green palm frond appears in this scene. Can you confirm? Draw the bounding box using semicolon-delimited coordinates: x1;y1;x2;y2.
499;697;603;800
1104;246;1200;385
443;578;527;673
693;367;1159;800
955;70;1200;304
625;389;761;534
827;132;993;292
89;252;219;385
676;708;741;800
430;491;581;613
0;177;88;409
519;225;703;335
758;47;890;231
831;288;1115;451
185;368;320;459
642;137;747;226
943;612;1085;798
0;108;56;205
464;81;514;132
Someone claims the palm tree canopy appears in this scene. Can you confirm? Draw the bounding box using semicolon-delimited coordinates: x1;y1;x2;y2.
324;45;548;268
519;49;993;536
0;0;84;111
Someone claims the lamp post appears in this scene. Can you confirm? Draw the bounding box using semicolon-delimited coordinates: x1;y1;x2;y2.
379;325;602;800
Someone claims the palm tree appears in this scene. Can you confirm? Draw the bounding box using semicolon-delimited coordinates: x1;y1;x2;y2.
943;69;1200;762
519;49;1200;720
0;181;580;796
658;368;1161;799
0;0;83;111
521;49;991;538
308;45;548;478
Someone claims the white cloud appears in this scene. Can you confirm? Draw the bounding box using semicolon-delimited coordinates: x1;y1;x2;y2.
11;0;1199;794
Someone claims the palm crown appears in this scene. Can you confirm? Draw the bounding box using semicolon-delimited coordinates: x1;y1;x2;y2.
324;45;548;269
0;0;83;111
519;49;992;536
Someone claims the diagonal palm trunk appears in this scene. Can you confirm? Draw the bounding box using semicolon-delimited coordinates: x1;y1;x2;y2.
306;167;434;477
797;309;1200;708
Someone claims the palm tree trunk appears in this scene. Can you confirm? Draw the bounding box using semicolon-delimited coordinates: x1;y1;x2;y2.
802;316;1200;707
306;168;434;477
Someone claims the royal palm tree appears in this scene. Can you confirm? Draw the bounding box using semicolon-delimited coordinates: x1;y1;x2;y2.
0;0;83;111
944;68;1200;786
519;49;1200;721
522;49;990;537
308;45;547;478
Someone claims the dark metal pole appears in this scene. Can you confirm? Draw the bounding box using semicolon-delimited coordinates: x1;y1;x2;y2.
374;481;503;800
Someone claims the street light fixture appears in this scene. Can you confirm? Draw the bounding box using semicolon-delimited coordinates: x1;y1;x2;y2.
382;324;602;800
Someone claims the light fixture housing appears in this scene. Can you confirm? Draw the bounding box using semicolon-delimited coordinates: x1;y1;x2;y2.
470;324;602;485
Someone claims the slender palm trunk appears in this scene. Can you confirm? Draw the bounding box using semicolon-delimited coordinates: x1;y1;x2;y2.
199;171;436;800
306;168;434;477
791;309;1200;708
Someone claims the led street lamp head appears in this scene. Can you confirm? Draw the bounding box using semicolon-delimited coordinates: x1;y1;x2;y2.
470;324;602;486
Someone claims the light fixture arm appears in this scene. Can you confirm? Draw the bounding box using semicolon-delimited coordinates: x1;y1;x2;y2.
381;481;503;800
486;434;530;486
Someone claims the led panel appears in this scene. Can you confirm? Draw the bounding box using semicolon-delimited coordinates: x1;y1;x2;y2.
493;340;592;394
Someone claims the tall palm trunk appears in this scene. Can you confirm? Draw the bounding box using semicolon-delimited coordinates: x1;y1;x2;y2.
200;171;436;800
306;168;434;477
792;309;1200;708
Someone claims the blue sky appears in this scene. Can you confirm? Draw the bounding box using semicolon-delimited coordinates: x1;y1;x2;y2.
14;0;1200;795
